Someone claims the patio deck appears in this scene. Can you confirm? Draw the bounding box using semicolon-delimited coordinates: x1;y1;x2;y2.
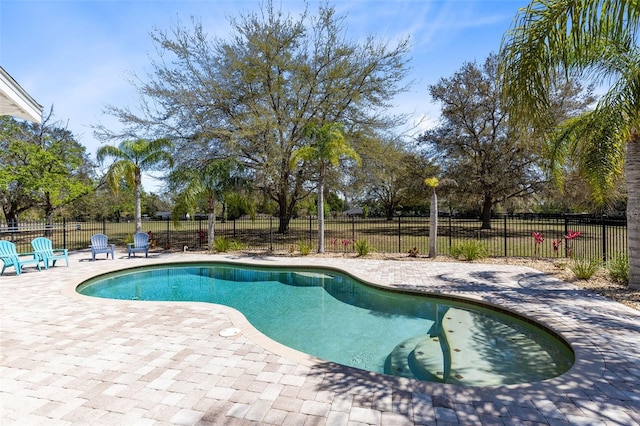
1;250;639;425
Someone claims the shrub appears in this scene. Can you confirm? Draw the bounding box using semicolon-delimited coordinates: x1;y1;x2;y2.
354;239;373;256
297;240;311;256
449;240;487;261
570;257;601;280
408;246;419;257
213;237;243;252
607;253;629;284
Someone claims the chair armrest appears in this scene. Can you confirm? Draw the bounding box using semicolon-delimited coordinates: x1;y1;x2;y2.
17;252;38;259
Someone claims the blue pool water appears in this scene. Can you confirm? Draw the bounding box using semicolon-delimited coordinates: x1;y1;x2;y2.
77;263;574;386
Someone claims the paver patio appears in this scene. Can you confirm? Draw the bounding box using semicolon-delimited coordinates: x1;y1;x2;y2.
1;250;639;425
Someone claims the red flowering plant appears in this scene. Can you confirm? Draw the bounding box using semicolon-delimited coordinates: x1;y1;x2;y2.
341;239;352;252
331;237;338;249
552;239;563;256
564;230;582;258
147;231;156;248
531;231;544;258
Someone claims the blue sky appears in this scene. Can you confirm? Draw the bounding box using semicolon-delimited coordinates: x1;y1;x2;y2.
1;0;528;191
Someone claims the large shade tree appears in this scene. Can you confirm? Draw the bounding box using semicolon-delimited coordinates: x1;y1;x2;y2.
98;2;410;234
0;113;93;227
500;0;640;288
420;54;593;229
97;138;173;233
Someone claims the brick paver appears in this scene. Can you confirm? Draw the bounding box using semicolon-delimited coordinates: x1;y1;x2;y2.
1;250;639;425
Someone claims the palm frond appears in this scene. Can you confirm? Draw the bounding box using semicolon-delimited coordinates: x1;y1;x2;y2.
552;108;626;205
500;0;640;130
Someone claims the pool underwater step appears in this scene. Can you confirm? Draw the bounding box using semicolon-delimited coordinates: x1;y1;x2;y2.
385;335;447;382
385;336;423;379
409;336;447;383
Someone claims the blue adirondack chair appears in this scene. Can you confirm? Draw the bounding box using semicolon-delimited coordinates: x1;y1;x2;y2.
127;232;150;258
90;234;115;261
0;240;42;275
31;237;69;269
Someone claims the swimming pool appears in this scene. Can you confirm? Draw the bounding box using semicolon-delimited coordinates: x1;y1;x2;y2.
77;262;574;386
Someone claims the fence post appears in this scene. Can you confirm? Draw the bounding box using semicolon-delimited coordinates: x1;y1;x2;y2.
503;215;508;257
309;215;313;244
602;215;607;262
166;217;170;249
563;215;569;257
102;219;106;235
398;216;401;253
233;219;236;239
448;215;452;250
63;217;67;249
351;216;355;243
269;216;273;251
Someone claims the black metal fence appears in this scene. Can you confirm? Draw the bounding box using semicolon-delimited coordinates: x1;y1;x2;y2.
0;213;628;261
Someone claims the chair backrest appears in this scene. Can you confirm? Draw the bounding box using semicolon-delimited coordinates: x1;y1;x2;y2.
133;232;149;247
0;240;18;256
31;237;53;255
91;234;109;249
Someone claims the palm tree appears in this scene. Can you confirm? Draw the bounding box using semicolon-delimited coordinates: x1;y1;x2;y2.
500;0;640;289
97;138;173;233
168;159;245;250
292;123;360;253
424;177;457;258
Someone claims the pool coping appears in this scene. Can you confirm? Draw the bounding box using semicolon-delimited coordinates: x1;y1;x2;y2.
3;251;639;424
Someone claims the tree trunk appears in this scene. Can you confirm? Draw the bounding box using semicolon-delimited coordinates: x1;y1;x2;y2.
277;193;291;234
44;194;54;237
429;190;438;258
317;173;325;254
45;213;54;238
134;171;142;233
5;215;18;229
208;196;216;251
3;205;19;228
480;194;492;230
385;202;395;221
626;136;640;289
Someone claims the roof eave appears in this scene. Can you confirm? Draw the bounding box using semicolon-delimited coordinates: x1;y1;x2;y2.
0;66;43;124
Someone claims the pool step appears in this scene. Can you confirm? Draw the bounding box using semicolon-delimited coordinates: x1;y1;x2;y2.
385;335;447;382
408;335;447;383
384;336;426;379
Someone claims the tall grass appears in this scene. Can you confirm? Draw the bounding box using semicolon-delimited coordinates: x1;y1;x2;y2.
607;253;629;284
354;239;373;256
213;237;243;252
449;240;487;261
570;258;601;280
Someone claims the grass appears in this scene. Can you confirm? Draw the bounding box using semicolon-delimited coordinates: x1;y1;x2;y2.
213;237;244;252
297;240;311;256
570;258;601;280
449;240;488;261
607;253;629;284
354;238;373;256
